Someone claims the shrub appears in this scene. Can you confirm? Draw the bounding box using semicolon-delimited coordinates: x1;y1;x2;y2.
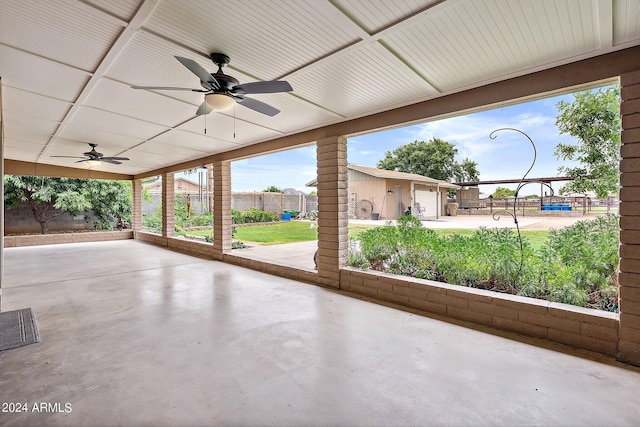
349;214;620;311
232;208;280;224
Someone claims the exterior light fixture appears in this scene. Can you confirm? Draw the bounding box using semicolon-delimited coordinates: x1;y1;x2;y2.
86;159;100;168
205;93;235;111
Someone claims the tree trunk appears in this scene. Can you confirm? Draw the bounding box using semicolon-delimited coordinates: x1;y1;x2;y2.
39;220;49;234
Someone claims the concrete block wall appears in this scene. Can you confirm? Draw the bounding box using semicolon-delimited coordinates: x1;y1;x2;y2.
5;230;133;247
340;267;619;356
224;254;317;284
619;69;640;365
231;192;317;215
167;237;214;259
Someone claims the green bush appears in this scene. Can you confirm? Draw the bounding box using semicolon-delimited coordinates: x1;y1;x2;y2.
349;214;620;311
232;208;280;224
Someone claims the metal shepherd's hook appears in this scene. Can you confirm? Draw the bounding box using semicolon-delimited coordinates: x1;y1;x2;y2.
489;128;554;280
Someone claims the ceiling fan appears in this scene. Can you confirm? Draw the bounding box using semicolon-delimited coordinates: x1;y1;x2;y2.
51;143;130;165
131;53;293;117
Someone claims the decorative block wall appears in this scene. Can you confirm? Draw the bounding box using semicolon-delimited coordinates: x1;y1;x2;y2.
341;267;619;356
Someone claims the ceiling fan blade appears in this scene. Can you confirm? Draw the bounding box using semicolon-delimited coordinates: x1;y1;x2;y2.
175;56;219;90
232;81;293;94
102;156;129;161
51;155;87;159
195;101;214;116
131;85;206;92
101;159;123;165
236;96;280;116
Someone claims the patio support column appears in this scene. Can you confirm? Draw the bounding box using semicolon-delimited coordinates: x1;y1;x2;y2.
316;135;348;288
131;179;142;231
619;69;640;366
162;172;174;238
212;160;231;260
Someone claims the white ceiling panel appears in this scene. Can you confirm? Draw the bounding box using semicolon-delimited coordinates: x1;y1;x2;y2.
220;91;343;135
142;0;363;79
0;45;90;102
57;126;146;150
3;112;60;141
104;31;211;106
67;107;170;141
84;0;144;22
122;145;197;168
614;0;640;45
289;42;436;116
4;138;47;162
384;0;602;93
150;130;241;153
177;114;282;145
1;0;639;176
84;78;196;127
1;87;72;123
334;0;441;33
0;0;126;72
4;122;54;146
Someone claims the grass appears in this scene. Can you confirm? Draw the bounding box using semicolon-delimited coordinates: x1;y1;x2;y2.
184;221;549;249
184;221;318;245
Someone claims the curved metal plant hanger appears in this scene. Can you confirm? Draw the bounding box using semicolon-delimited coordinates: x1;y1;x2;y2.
489;128;554;279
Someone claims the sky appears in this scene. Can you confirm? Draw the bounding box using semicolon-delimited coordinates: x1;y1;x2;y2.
229;85;613;196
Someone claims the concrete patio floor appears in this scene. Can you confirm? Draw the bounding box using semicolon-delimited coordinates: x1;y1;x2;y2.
1;239;640;426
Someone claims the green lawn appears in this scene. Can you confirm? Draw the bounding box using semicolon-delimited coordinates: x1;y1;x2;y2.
185;221;549;249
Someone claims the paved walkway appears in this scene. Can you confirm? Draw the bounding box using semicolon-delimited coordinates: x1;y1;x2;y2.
230;214;607;270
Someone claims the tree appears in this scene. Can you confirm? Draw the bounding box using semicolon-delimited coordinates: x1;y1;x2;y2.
4;176;131;234
263;185;283;193
83;180;132;230
377;138;479;182
492;187;516;199
554;85;621;198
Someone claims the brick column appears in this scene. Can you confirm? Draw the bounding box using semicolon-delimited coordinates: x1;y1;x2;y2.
162;172;175;237
316;136;348;288
213;160;231;260
619;69;640;366
131;179;142;231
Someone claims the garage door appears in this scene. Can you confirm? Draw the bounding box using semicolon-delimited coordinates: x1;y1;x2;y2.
414;190;437;217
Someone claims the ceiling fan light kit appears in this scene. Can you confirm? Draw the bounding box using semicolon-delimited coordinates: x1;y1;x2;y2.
51;143;130;166
205;93;235;111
